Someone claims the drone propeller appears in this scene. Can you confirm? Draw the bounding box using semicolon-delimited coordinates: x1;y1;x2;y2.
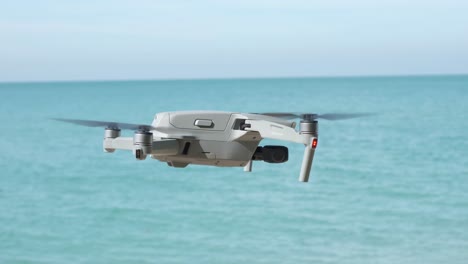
52;118;156;131
255;112;373;121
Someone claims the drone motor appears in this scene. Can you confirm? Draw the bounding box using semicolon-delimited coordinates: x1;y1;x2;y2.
103;128;121;153
133;131;153;160
299;120;318;136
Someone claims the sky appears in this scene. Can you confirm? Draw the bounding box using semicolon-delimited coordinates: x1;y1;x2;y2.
1;0;468;82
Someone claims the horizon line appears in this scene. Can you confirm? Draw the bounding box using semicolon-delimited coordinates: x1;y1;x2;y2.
1;73;468;85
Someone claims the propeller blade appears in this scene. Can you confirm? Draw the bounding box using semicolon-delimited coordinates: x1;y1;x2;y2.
255;112;374;121
255;113;299;119
316;113;374;120
52;118;156;131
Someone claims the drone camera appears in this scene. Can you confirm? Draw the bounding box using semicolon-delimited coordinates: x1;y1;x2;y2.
253;146;288;163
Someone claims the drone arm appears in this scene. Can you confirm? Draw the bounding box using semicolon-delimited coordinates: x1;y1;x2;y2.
244;120;308;144
245;119;317;183
103;137;179;156
104;137;134;151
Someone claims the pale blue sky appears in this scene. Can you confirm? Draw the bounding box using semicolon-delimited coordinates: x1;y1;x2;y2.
1;0;467;82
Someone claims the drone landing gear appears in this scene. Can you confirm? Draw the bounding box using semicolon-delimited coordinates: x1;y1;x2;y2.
244;160;252;172
298;120;318;182
299;137;317;182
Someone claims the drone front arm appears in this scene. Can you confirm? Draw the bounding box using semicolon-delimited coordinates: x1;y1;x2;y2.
244;120;309;144
103;137;179;157
104;137;134;151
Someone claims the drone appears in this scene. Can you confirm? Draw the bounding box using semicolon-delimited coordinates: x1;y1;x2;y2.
54;111;369;182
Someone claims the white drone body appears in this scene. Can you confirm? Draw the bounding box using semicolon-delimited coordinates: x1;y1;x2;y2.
56;111;366;182
105;111;317;182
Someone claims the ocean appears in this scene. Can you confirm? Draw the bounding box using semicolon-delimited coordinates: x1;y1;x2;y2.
0;76;467;263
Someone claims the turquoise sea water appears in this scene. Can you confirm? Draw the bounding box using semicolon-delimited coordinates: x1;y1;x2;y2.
0;76;467;263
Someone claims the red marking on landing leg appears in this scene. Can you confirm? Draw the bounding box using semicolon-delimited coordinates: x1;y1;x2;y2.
312;138;318;148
